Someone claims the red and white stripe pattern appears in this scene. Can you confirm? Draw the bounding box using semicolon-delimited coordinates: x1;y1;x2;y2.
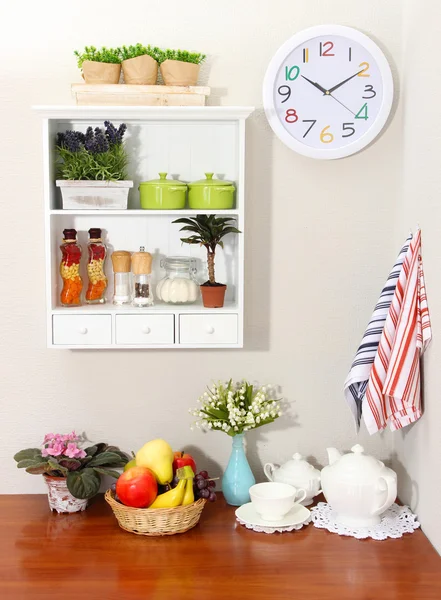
363;230;432;433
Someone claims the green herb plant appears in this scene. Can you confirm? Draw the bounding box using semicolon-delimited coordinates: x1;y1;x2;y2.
157;48;206;65
74;45;121;68
173;215;241;285
119;43;162;62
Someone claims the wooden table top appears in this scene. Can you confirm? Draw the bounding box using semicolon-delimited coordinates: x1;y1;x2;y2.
0;494;440;600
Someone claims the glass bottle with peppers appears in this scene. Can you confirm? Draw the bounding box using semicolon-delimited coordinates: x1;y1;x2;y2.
86;228;107;304
60;229;82;306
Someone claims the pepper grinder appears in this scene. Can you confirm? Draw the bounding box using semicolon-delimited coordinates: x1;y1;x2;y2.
111;251;132;305
131;247;154;307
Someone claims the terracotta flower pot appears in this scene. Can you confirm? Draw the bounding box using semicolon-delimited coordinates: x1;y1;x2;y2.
160;60;200;86
200;284;227;308
81;60;121;84
44;475;88;514
122;54;158;85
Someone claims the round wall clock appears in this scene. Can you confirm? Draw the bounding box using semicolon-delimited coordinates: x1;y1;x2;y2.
263;25;394;159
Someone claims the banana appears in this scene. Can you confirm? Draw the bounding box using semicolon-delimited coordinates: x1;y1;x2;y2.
182;478;195;506
149;478;186;509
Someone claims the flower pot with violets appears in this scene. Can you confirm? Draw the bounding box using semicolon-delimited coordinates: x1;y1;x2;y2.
13;432;129;513
158;49;206;86
190;380;283;506
55;121;133;209
74;46;121;84
173;215;241;308
120;44;160;84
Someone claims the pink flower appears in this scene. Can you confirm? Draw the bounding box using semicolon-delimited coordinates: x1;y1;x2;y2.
42;440;65;457
64;443;86;459
43;433;55;443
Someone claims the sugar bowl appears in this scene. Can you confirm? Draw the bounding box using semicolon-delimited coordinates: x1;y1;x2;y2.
264;453;321;506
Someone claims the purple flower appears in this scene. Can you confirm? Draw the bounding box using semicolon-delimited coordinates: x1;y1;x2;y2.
104;120;127;145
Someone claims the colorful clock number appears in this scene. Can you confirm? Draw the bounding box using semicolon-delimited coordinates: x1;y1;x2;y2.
285;66;300;81
320;125;334;144
285;109;299;123
355;103;369;120
357;62;370;77
278;85;291;103
302;48;309;63
320;41;335;57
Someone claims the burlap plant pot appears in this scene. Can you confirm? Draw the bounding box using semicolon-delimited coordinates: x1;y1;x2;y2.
160;60;200;86
82;60;121;84
122;54;158;85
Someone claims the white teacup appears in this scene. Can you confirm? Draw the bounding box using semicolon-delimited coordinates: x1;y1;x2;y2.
249;482;307;522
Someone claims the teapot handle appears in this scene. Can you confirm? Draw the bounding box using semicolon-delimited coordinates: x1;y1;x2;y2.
264;463;276;482
372;474;397;516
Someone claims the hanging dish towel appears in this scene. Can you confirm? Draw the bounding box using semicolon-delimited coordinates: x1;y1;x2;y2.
344;234;412;429
363;229;432;433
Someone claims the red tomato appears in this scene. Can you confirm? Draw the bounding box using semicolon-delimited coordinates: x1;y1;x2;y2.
173;451;196;475
116;466;157;508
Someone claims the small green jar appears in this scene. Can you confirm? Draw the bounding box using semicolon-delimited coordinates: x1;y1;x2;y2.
139;173;187;210
188;173;235;209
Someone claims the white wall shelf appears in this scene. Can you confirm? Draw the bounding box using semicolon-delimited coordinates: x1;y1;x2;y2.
35;105;254;349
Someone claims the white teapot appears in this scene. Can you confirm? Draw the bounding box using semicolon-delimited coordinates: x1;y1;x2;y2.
321;444;397;528
264;453;321;506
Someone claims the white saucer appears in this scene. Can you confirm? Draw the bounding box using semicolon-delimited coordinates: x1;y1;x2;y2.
235;502;311;529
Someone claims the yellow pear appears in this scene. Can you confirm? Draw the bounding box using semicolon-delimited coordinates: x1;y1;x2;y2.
135;439;174;485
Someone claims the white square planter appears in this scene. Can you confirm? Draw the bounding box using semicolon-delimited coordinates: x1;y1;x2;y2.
56;180;133;209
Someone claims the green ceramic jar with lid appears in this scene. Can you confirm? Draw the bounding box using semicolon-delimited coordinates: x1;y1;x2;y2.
188;173;235;209
139;173;187;210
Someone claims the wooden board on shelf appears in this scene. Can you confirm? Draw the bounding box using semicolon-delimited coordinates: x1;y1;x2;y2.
71;84;211;107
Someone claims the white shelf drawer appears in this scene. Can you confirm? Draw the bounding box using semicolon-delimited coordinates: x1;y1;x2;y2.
116;314;175;345
53;315;111;345
179;314;238;344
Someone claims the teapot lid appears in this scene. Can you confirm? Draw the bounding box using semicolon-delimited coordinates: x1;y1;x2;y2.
333;444;388;479
277;452;320;481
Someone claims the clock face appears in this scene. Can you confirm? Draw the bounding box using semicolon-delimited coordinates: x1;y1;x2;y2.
263;25;394;159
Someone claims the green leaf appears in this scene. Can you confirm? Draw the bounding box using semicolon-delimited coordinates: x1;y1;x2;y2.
67;468;101;499
87;452;125;468
17;459;41;469
48;459;68;475
58;458;82;471
13;448;42;462
25;463;50;475
85;445;98;457
92;467;121;478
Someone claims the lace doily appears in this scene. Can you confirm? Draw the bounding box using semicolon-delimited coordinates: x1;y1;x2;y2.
236;514;311;534
311;502;420;540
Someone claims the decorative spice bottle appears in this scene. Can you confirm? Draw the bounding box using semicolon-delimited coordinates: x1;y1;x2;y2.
60;229;82;306
132;247;154;307
111;250;132;305
86;228;107;304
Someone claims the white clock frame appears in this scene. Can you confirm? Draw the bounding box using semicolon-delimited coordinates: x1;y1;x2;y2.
263;24;394;160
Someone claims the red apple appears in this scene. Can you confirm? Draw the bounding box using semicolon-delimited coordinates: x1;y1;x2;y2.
116;466;157;508
173;451;196;475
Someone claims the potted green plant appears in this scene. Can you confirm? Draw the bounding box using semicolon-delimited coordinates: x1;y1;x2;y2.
74;46;121;84
13;432;129;513
158;48;206;86
120;44;161;85
173;215;241;308
55;120;133;209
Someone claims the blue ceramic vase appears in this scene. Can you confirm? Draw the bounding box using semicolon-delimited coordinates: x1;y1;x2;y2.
222;433;256;506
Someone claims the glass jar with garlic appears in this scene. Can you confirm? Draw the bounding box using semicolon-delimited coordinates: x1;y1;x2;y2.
85;228;107;304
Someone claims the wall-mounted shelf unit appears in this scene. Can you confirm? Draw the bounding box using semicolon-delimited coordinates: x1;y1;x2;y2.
34;105;254;349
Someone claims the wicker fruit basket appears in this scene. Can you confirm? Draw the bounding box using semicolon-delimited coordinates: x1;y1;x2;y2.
105;489;207;536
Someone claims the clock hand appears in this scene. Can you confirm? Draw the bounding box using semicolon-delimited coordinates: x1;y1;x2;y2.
301;75;328;95
328;93;356;116
327;70;364;94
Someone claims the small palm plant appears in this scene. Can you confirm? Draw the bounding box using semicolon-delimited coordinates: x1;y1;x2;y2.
173;215;241;307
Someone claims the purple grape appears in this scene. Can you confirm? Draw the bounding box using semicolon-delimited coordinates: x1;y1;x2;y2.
208;480;216;488
197;479;208;490
208;491;217;502
110;482;117;493
200;488;210;499
200;470;209;479
195;474;204;482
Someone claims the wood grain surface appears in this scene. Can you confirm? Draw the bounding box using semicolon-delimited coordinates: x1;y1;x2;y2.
0;494;440;600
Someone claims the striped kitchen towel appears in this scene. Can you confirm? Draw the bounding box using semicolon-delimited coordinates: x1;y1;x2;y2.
344;234;412;429
363;229;432;433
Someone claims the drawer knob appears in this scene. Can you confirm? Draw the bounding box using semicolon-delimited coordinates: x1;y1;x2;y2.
79;327;88;335
142;326;151;334
206;326;215;334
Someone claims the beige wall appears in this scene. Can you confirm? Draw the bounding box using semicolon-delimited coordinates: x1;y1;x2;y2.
0;0;410;527
392;1;441;554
